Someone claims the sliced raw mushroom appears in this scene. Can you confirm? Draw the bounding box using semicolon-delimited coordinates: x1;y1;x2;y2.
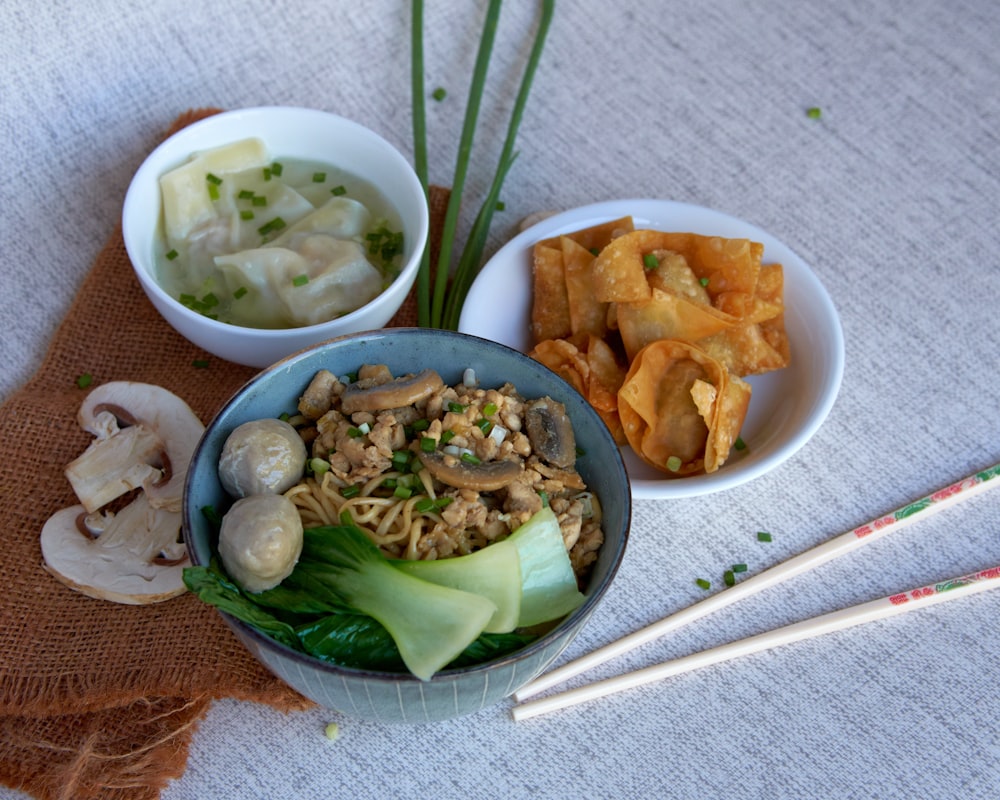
524;397;577;468
74;381;205;513
417;450;522;491
42;381;205;604
340;369;443;414
40;496;189;604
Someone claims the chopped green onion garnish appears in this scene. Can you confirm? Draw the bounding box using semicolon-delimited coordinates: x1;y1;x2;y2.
75;372;93;389
200;292;219;308
538;489;549;507
262;167;272;181
233;286;248;300
238;189;255;199
420;436;436;452
258;217;287;237
205;173;222;185
339;510;353;525
476;419;493;434
192;359;209;369
589;247;600;256
312;172;327;183
292;274;309;287
460;452;481;465
324;722;340;741
309;458;331;476
440;430;456;444
432;86;447;101
381;477;398;489
165;249;179;261
699;277;710;287
207;183;220;201
394;485;413;499
495;200;505;211
575;445;587;457
435;496;454;509
330;185;347;196
723;570;736;587
414;497;437;513
483;402;498;416
695;578;711;590
271;162;284;176
734;436;747;451
342;485;361;498
666;455;682;472
757;531;773;542
806;106;822;119
411;418;430;431
643;253;659;270
347;426;364;438
252;195;267;207
240;210;254;220
448;402;466;413
201;505;223;527
732;563;748;573
391;450;412;467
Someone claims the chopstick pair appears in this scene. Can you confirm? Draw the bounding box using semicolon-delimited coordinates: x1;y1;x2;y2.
510;462;1000;721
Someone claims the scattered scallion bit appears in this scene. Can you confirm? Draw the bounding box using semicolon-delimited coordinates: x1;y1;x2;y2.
271;162;284;176
447;402;466;413
699;277;710;287
207;183;220;201
495;200;505;211
435;497;454;509
666;455;682;472
732;563;748;573
75;372;93;389
252;195;267;207
475;418;493;434
233;286;248;300
734;436;747;451
394;485;413;499
695;578;711;590
165;249;179;261
324;722;340;741
575;445;587;457
440;430;456;444
589;247;600;256
312;171;327;183
806;106;822;119
365;225;404;266
262;167;272;181
205;173;222;185
240;210;254;220
432;86;447;101
482;402;498;416
538;489;550;507
460;452;481;465
757;531;773;542
723;569;736;587
238;189;255;200
192;358;209;369
411;418;430;432
347;426;364;438
310;458;331;477
414;497;436;513
201;504;223;527
342;485;361;499
330;184;347;196
258;217;287;238
292;274;310;287
643;253;660;270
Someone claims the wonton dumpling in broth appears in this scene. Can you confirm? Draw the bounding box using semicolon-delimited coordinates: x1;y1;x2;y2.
215;236;381;328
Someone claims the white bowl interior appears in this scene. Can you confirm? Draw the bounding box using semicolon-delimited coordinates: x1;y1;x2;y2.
123;106;429;368
459;198;844;499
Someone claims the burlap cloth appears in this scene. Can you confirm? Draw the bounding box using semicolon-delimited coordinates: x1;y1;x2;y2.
0;110;450;800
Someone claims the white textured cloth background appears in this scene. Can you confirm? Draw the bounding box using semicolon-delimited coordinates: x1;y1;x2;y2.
2;0;999;798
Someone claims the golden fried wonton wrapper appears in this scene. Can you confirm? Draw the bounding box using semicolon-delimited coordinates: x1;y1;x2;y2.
562;237;609;339
530;244;572;342
618;340;751;475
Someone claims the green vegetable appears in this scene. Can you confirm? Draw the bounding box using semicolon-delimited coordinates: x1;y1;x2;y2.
732;563;748;573
666;455;682;472
643;253;659;270
391;538;521;632
432;86;447;101
695;578;711;590
757;531;772;542
75;372;93;389
806;106;822;119
330;184;347;196
506;506;586;627
296;525;496;680
723;569;736;587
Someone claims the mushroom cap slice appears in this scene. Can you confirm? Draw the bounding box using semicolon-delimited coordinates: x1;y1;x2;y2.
340;369;444;414
40;500;189;605
76;381;205;513
417;450;522;492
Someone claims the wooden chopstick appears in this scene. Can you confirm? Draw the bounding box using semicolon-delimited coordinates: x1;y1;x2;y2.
510;462;1000;719
511;564;1000;720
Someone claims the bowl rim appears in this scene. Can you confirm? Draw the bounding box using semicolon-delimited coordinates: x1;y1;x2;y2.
122;105;430;341
182;327;632;683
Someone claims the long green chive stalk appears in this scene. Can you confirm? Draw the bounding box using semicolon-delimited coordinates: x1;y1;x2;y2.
428;0;502;329
411;0;431;326
441;0;554;330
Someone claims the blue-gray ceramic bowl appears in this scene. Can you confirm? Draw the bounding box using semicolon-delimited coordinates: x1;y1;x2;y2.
183;328;631;723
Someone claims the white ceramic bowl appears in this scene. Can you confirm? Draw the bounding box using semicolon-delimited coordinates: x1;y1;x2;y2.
459;199;844;500
123;106;429;368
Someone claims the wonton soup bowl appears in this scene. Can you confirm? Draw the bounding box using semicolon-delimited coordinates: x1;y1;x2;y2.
123;106;429;369
183;329;631;723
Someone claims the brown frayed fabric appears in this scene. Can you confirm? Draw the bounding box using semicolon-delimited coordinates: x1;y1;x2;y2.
0;109;450;799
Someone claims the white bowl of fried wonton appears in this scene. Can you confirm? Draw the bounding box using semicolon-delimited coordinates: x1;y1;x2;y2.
123;106;429;368
459;199;844;500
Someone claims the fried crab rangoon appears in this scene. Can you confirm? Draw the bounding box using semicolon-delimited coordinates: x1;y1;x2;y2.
528;219;791;476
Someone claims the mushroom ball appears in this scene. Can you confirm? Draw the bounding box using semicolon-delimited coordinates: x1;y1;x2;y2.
217;493;304;593
218;418;307;498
